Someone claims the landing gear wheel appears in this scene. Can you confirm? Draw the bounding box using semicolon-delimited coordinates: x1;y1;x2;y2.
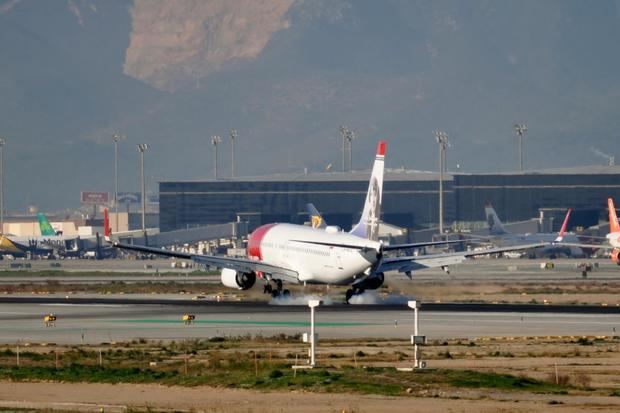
271;290;280;298
282;289;291;298
275;279;283;291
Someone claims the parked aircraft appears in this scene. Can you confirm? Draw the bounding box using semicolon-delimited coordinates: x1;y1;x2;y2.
607;198;620;264
554;198;620;264
481;203;584;257
112;141;545;302
0;213;107;258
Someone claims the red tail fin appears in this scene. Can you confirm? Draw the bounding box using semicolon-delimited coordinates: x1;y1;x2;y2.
555;208;572;241
609;198;620;233
104;209;110;237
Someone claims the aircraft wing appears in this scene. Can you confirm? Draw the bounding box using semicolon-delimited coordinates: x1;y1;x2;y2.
112;242;300;284
550;241;614;250
379;242;548;274
383;239;469;251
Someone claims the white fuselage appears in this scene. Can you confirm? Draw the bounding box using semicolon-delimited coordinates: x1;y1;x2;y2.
251;224;380;285
606;232;620;248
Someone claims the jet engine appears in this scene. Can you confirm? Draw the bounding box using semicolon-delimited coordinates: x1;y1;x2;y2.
355;272;385;290
221;268;256;290
612;248;620;265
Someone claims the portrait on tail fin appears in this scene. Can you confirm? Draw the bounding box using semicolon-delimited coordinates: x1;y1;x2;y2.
350;140;385;241
306;203;326;229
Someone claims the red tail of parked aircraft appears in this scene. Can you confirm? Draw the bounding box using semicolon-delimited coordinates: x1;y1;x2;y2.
104;209;110;237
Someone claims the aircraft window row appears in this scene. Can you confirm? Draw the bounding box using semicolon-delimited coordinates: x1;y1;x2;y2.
287;245;329;256
261;242;329;257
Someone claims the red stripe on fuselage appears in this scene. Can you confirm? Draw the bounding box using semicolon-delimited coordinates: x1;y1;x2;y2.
247;223;277;260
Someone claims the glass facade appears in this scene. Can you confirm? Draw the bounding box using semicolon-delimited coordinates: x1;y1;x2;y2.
160;179;453;232
160;172;620;232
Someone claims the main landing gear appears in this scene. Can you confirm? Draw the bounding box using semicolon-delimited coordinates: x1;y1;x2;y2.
263;279;290;298
345;287;364;304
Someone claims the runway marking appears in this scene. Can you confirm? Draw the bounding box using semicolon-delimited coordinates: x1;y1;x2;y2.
111;319;379;327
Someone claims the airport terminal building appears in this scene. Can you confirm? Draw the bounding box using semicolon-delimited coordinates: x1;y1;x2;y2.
160;165;620;235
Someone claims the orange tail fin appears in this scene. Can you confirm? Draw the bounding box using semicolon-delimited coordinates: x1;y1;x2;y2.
609;198;620;233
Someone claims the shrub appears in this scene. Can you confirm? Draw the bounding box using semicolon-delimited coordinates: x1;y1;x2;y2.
269;369;283;379
546;372;571;386
573;373;592;388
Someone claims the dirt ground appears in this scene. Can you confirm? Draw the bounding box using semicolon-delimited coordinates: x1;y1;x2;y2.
1;381;620;413
1;335;620;413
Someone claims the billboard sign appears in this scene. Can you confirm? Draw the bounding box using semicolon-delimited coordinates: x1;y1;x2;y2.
81;191;109;205
118;192;141;204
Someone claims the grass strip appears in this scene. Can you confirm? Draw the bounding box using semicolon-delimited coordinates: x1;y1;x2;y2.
0;363;568;396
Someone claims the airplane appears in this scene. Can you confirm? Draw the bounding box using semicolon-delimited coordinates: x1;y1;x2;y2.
112;141;546;302
606;197;620;264
0;213;106;258
478;203;584;257
551;198;620;265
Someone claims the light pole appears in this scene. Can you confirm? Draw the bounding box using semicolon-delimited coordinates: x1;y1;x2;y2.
345;128;356;171
308;299;322;367
434;131;449;234
229;129;237;178
339;126;347;172
407;300;426;369
112;133;124;234
211;135;222;179
137;144;148;238
514;123;527;172
0;138;5;235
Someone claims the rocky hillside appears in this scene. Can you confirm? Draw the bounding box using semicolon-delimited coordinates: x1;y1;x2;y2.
1;0;620;210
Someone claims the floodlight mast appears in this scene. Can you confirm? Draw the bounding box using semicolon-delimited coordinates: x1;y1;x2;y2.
112;133;125;234
0;138;5;234
339;126;347;172
229;129;237;178
346;129;356;171
211;135;222;179
434;131;449;234
137;144;148;237
514;123;527;172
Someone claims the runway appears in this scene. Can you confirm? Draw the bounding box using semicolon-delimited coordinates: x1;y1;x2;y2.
0;298;618;344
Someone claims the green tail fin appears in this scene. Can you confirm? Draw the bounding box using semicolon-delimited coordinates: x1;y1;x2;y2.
37;213;56;236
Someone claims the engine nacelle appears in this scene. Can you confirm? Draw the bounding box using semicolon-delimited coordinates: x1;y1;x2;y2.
612;249;620;265
356;272;385;291
221;268;256;290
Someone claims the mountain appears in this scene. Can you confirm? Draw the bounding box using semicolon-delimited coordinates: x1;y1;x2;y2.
1;0;620;211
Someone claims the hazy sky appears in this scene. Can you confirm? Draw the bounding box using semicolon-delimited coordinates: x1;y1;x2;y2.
1;0;620;212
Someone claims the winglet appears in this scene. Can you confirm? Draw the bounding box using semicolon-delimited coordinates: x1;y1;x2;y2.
609;198;620;233
104;208;111;239
554;208;572;242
